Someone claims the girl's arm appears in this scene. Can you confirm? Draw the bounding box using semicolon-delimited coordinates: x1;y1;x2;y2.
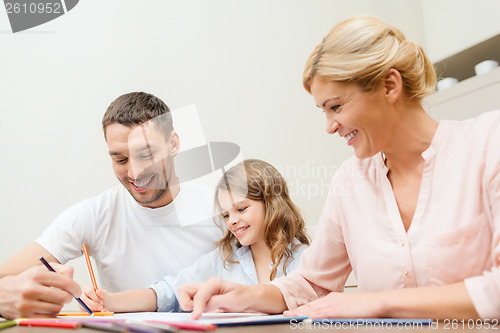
149;249;221;312
81;286;157;313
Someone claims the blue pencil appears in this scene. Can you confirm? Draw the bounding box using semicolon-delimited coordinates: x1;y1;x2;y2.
39;257;95;316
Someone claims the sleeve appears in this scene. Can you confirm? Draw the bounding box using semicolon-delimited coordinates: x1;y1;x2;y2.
149;249;220;312
35;200;94;264
270;173;352;310
284;243;309;274
464;115;500;319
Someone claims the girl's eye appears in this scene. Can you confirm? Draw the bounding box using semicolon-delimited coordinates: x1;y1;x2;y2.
238;207;247;213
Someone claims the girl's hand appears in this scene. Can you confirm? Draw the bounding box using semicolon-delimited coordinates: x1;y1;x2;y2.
80;286;109;312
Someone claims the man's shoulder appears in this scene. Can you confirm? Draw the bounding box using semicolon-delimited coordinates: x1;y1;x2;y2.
179;181;215;198
62;185;126;215
81;185;126;203
175;181;218;227
177;181;215;208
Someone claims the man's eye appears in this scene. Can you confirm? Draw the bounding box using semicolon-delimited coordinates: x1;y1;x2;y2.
115;158;128;164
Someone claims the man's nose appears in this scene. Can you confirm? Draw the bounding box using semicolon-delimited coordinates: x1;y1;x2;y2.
128;158;148;180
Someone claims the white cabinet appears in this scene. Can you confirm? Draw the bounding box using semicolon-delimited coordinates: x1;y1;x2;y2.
424;66;500;121
424;32;500;120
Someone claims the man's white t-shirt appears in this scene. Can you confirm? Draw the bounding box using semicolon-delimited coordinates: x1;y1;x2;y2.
36;181;222;292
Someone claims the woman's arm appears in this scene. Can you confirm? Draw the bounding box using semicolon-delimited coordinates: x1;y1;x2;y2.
178;277;287;319
285;282;479;319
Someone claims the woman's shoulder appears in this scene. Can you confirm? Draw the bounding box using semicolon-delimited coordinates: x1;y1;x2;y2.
439;110;500;150
444;110;500;135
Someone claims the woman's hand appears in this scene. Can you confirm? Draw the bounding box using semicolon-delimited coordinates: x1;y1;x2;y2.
178;277;287;319
178;277;255;319
284;291;383;318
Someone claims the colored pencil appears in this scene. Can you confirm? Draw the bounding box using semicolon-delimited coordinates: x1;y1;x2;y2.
82;243;98;292
59;312;114;316
0;321;17;330
39;257;94;316
131;321;178;333
147;320;216;331
82;322;128;332
18;320;81;329
113;322;163;333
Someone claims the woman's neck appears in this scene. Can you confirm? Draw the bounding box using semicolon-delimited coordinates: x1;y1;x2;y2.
383;103;438;174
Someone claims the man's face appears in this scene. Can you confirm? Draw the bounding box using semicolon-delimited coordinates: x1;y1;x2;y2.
105;122;179;208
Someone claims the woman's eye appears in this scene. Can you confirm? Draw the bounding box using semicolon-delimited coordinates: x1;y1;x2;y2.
141;154;153;159
223;214;229;219
330;104;341;113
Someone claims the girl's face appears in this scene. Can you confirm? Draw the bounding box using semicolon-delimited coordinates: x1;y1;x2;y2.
310;77;392;159
217;191;266;248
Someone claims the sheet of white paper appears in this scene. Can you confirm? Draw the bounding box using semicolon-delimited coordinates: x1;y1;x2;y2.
113;311;265;323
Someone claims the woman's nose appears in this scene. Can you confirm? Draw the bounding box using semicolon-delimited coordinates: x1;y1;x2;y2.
326;118;340;134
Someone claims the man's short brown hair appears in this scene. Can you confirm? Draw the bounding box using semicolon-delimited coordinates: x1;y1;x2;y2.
102;92;173;140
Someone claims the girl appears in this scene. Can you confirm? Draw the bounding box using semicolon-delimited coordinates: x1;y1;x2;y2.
81;159;310;312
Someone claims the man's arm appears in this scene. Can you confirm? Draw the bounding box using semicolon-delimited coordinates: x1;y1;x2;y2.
0;242;59;276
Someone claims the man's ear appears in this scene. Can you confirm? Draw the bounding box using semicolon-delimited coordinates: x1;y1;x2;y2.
384;68;403;104
169;131;180;157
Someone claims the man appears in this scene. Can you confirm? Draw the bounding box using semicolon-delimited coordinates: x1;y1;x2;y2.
0;92;221;318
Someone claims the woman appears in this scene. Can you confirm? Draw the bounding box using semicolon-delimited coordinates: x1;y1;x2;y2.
178;16;500;320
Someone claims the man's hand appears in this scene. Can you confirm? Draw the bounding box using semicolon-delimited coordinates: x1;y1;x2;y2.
0;263;82;319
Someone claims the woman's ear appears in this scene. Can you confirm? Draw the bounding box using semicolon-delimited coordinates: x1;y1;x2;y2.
384;68;403;104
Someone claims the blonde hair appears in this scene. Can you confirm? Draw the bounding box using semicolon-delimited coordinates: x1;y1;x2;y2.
303;16;436;101
214;159;310;281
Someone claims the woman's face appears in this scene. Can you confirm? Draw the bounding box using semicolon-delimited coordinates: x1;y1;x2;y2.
310;78;392;159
